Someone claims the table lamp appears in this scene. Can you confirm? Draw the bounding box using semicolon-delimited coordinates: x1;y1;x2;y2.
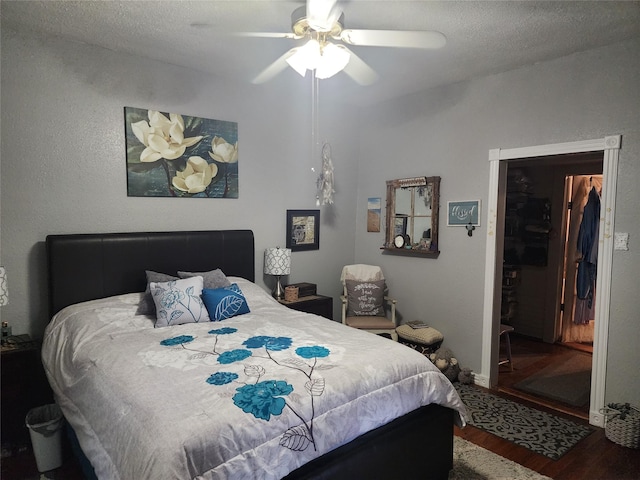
264;247;291;300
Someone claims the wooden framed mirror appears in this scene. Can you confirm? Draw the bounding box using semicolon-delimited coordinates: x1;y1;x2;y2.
383;176;440;257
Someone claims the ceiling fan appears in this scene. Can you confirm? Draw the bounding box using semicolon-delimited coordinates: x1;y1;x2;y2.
241;0;446;85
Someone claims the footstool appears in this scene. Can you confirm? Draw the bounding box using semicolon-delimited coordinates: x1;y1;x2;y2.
396;324;444;356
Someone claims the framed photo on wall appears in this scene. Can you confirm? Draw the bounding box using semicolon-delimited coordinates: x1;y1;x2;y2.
367;197;381;232
286;210;320;251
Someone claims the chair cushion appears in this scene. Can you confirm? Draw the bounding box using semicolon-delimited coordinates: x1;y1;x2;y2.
396;324;444;345
345;315;395;330
345;279;386;317
341;264;384;282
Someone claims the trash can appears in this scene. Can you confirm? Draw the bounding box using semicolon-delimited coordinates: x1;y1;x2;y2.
25;404;64;472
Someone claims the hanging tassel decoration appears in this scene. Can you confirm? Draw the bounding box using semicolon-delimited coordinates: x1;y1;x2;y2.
316;142;335;205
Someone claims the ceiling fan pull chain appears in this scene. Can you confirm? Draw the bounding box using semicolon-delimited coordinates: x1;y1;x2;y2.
311;71;319;170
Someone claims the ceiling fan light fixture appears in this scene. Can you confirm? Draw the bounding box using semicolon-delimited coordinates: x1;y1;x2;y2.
286;39;322;77
285;39;349;79
247;1;447;85
285;48;308;77
315;43;350;79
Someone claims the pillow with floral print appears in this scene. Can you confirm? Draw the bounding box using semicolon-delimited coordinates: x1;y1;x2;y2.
150;276;209;327
136;270;178;316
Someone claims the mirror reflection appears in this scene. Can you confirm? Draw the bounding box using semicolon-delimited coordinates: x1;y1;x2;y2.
384;176;440;257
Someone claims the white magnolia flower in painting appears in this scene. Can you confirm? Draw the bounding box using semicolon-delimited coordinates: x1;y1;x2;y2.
208;136;238;164
172;156;218;194
131;110;203;163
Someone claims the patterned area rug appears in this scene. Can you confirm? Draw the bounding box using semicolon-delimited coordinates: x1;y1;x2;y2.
450;437;551;480
456;384;593;460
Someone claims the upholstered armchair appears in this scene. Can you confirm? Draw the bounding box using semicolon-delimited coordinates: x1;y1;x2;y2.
340;264;398;341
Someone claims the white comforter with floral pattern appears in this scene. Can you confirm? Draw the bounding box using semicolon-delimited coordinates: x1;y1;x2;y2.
42;277;466;480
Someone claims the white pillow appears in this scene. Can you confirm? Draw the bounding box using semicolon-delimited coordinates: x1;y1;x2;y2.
150;276;209;327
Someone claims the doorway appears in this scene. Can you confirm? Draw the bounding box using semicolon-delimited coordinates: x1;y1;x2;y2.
480;135;621;428
495;158;602;418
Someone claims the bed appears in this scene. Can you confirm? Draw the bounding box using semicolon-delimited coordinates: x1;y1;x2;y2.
42;230;466;480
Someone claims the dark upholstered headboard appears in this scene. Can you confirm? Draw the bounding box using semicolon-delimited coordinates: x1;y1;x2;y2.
46;230;255;318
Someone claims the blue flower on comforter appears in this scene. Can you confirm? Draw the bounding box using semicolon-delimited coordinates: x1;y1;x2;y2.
206;371;239;385
160;335;194;346
218;349;252;364
208;327;237;335
243;336;292;351
295;346;330;359
233;380;294;421
160;329;332;453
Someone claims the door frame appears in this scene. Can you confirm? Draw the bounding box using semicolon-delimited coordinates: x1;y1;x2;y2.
478;135;620;427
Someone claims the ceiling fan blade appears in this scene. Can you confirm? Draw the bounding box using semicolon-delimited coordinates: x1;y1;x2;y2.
252;48;298;84
235;32;301;40
340;46;379;86
307;0;342;32
340;29;446;49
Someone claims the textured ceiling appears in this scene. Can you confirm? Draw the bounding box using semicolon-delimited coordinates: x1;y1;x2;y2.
2;1;640;105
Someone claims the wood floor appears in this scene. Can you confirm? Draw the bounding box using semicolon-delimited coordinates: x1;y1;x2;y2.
3;335;638;479
455;421;640;480
455;333;640;480
497;333;591;419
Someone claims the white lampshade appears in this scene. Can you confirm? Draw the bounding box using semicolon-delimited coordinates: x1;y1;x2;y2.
264;247;291;276
315;43;350;79
286;39;350;79
286;40;321;77
286;48;309;77
0;266;8;306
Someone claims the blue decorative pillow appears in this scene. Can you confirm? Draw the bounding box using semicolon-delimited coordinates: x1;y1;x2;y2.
150;276;209;327
202;283;250;321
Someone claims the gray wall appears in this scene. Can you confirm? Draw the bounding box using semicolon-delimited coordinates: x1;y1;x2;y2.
1;25;638;407
0;27;359;334
354;38;640;405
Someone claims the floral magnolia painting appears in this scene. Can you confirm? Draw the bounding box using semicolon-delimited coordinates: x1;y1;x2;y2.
125;107;238;198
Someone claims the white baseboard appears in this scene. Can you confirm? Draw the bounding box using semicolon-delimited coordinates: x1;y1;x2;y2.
589;409;605;427
473;374;490;388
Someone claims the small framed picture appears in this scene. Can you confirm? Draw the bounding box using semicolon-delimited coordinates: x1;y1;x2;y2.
447;200;481;226
394;215;408;236
286;210;320;251
367;197;381;232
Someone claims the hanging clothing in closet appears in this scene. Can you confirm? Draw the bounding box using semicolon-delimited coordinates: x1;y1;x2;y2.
575;184;600;325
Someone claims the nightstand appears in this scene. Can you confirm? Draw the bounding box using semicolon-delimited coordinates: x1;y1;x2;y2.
278;295;333;320
1;336;53;453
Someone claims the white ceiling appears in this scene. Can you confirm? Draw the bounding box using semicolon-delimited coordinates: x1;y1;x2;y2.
2;1;640;106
